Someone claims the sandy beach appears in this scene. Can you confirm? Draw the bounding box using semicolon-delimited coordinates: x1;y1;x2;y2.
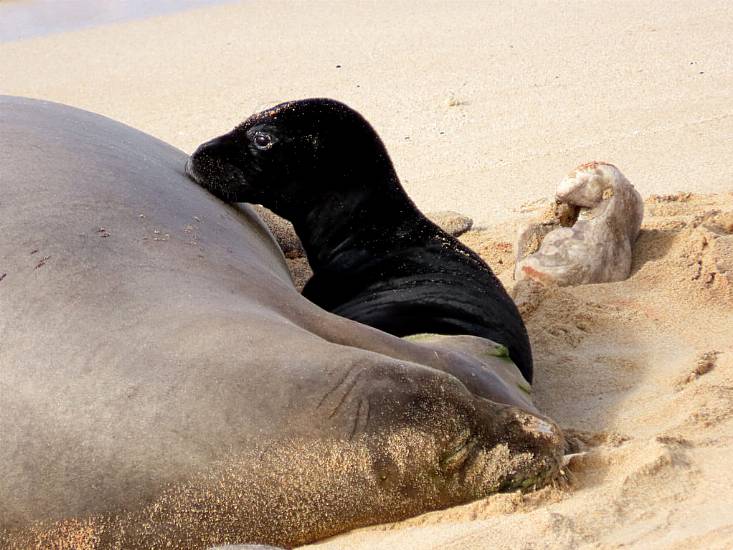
1;1;732;548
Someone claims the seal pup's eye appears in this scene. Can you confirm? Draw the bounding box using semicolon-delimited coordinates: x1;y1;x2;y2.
253;131;273;150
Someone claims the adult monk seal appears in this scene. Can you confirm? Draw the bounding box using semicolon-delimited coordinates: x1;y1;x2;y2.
0;96;561;549
186;98;534;382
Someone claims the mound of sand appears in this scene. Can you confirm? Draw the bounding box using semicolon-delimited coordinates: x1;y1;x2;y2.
304;192;733;549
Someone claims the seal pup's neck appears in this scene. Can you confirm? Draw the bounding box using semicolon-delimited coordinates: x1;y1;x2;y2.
272;165;425;272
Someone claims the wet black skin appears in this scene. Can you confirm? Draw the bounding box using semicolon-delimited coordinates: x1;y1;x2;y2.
186;99;534;382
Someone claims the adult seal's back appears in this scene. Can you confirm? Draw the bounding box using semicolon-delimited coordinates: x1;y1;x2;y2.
186;98;534;382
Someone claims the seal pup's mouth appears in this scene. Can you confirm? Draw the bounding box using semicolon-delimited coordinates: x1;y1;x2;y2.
185;152;251;203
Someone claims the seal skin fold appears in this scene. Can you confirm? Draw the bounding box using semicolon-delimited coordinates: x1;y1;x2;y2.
0;96;562;549
187;98;534;383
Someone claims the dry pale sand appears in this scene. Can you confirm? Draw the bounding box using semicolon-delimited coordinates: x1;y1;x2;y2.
1;1;732;549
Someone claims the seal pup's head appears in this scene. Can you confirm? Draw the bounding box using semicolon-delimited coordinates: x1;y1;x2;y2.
186;99;405;220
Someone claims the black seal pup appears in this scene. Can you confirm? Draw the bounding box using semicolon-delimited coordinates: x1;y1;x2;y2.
186;99;534;382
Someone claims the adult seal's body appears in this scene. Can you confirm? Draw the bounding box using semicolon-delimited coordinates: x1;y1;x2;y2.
1;96;561;548
186;99;534;382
